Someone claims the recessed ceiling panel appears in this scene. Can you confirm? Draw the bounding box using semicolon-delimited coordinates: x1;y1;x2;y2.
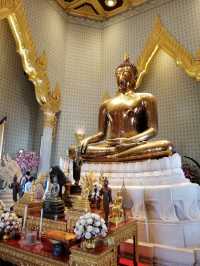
56;0;148;21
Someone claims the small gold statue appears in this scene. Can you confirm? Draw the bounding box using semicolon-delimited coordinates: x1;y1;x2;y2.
69;55;174;162
111;191;124;225
14;175;46;217
72;172;96;212
80;171;96;199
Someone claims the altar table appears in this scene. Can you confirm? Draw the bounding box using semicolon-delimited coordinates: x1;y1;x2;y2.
107;219;138;266
0;240;114;266
0;239;68;266
0;220;137;266
26;214;138;266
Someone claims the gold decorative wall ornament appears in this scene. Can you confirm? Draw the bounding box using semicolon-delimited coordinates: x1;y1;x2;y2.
0;0;61;129
136;17;200;88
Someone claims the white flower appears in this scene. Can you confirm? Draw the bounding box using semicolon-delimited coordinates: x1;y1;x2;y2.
87;225;93;232
93;214;100;220
101;231;107;237
80;219;86;226
76;231;82;239
95;221;100;227
78;225;84;231
85;213;91;219
0;222;4;228
87;218;93;225
85;232;92;239
102;224;107;231
94;227;100;234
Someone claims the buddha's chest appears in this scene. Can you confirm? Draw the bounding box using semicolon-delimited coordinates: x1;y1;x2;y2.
107;100;145;123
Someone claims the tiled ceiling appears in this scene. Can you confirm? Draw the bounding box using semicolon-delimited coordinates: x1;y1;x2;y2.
55;0;150;21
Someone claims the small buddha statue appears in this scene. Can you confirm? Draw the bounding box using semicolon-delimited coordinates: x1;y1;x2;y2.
69;55;174;162
99;178;112;226
43;175;65;219
72;172;96;212
111;191;124;225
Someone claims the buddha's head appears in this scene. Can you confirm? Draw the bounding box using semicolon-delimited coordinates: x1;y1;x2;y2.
115;55;138;93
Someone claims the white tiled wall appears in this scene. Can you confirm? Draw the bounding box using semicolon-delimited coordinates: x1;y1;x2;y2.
22;0;103;164
0;19;39;156
52;22;103;163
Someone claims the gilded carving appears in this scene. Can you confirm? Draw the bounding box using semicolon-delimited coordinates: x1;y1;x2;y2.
136;17;200;88
70;246;113;266
0;242;67;266
0;0;61;130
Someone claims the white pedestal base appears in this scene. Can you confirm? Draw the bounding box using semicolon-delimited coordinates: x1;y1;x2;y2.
81;153;200;265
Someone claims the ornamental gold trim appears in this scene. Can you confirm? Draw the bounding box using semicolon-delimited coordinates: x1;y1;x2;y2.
136;17;200;88
0;242;67;266
0;0;61;126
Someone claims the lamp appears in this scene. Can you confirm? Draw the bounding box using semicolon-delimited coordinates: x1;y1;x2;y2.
105;0;117;7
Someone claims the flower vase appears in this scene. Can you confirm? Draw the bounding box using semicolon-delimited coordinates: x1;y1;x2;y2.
82;239;96;249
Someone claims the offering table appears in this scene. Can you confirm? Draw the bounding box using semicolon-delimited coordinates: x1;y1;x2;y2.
107;219;137;266
0;239;68;266
0;239;115;266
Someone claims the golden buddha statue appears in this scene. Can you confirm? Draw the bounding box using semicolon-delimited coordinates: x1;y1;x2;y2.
69;55;174;162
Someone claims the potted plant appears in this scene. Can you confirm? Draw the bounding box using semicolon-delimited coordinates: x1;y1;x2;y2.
74;212;107;249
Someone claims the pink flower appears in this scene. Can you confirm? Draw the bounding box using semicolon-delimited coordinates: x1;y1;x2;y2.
16;150;40;174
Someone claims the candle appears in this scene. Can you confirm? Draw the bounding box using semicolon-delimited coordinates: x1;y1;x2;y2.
22;205;28;232
39;208;43;238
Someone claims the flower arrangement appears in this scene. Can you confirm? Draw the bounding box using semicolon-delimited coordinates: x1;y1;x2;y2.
0;212;22;239
16;150;40;174
74;213;107;241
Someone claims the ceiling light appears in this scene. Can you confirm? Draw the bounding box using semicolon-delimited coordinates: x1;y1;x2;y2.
105;0;117;7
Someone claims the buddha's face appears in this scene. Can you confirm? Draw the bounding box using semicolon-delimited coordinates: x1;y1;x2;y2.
116;66;136;93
